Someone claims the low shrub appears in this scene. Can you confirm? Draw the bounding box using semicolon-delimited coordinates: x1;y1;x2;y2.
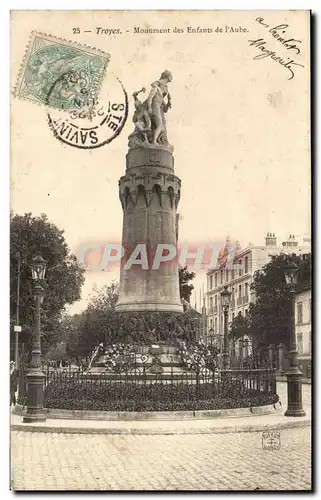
40;378;278;412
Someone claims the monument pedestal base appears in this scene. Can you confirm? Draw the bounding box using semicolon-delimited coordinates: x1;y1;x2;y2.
88;344;197;380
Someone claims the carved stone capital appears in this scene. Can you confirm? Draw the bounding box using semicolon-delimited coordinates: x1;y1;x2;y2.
119;171;181;212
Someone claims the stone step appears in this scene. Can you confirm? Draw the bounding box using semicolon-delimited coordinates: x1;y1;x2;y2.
83;370;200;381
103;345;180;356
95;353;183;368
136;345;179;355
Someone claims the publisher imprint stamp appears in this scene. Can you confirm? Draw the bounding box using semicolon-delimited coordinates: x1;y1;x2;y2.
262;431;281;450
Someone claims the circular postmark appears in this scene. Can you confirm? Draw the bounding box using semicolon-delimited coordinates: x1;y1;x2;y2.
46;71;128;149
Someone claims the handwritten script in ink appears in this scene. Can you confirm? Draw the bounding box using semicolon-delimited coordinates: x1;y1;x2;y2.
248;17;305;80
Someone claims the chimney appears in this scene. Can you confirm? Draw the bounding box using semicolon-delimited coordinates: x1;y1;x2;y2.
265;232;277;246
282;234;298;248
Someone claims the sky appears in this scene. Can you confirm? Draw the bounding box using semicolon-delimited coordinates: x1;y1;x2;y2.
11;10;311;314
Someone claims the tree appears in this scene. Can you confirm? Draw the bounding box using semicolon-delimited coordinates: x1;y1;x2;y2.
179;266;195;303
89;282;119;310
74;282;119;356
10;213;85;355
44;342;67;362
249;253;311;349
62;312;87;358
229;312;250;343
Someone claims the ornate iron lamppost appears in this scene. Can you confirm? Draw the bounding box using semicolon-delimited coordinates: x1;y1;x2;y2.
221;286;232;371
23;256;47;423
284;261;305;417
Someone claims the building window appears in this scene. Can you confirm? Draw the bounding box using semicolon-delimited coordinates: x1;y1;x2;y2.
226;269;229;282
232;312;235;321
210;275;213;289
214;273;217;287
238;284;242;298
297;302;303;325
245;282;249;297
245;309;248;316
209;318;213;327
238;259;242;277
245;256;249;274
214;295;217;307
297;333;303;355
210;296;213;310
220;269;223;285
214;317;217;333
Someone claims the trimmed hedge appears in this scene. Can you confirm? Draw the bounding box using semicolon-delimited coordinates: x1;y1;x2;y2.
19;379;278;411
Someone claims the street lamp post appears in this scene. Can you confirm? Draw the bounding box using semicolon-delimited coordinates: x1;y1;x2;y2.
221;286;232;371
209;327;214;347
284;261;306;417
23;256;47;423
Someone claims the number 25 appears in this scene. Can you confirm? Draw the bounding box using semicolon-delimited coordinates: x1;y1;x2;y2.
73;27;80;35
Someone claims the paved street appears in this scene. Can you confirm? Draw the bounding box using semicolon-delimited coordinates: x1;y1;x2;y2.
11;426;311;491
10;382;312;491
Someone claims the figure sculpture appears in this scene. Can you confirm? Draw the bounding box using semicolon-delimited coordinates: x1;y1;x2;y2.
129;70;172;148
132;88;151;143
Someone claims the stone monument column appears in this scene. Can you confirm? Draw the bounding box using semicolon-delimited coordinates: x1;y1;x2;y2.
116;71;183;313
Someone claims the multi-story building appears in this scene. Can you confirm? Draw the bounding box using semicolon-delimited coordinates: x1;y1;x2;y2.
205;233;311;350
295;287;312;378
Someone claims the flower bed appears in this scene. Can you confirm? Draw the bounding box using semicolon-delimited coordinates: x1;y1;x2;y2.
18;378;278;412
177;340;219;372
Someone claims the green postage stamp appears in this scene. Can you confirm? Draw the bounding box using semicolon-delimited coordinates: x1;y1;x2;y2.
14;32;110;109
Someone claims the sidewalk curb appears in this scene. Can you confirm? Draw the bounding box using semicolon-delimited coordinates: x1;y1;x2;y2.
11;418;311;435
12;402;281;421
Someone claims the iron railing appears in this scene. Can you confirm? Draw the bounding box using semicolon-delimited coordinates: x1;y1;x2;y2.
17;362;277;412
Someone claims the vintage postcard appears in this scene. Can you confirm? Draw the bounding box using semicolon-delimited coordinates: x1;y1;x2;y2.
10;10;311;492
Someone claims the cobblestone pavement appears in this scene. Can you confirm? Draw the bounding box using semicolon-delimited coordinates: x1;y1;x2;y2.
11;426;311;491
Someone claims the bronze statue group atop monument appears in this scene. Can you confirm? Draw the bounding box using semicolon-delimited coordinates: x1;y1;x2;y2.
116;70;183;315
128;69;172;147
